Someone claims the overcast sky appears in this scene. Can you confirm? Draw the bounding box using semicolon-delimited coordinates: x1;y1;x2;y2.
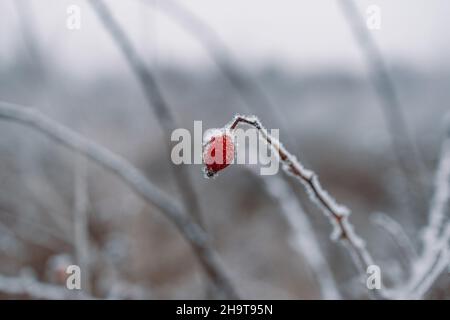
1;0;449;77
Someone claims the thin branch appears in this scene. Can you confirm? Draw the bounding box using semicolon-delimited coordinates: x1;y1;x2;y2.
404;120;450;298
13;0;73;238
146;1;343;298
141;1;342;298
0;101;238;299
422;123;450;254
225;115;383;298
0;274;93;299
88;0;204;228
143;0;272;112
371;212;417;276
338;0;427;215
229;115;372;270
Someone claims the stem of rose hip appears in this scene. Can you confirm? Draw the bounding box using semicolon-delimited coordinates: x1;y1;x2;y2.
226;115;377;283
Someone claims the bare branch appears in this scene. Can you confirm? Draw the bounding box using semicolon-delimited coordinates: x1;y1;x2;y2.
0;208;72;247
260;173;341;299
144;0;271;111
11;0;46;77
140;1;340;298
73;156;91;293
0;101;238;299
88;0;204;228
0;216;58;254
371;212;417;276
407;223;450;299
404;119;450;298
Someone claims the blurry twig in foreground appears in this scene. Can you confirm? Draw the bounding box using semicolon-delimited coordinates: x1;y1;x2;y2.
338;0;427;215
0;101;238;300
0;273;92;299
222;115;386;299
88;0;204;228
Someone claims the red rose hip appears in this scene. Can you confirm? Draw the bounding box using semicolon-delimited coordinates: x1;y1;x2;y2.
203;132;235;177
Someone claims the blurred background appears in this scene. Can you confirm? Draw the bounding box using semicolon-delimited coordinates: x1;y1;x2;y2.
0;0;449;299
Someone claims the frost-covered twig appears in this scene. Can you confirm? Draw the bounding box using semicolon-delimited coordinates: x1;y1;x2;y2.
0;101;238;300
12;0;46;79
261;174;341;299
407;223;450;299
0;215;58;254
372;213;417;275
404;120;450;298
0;273;93;299
89;0;204;228
338;0;427;214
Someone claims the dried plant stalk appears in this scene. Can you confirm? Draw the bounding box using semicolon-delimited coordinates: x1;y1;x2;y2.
404;122;450;298
73;156;91;293
226;115;375;279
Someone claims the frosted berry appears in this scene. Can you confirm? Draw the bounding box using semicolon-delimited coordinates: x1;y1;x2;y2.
203;132;235;178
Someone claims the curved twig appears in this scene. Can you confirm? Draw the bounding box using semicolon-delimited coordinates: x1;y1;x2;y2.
0;101;238;299
371;212;417;277
140;0;300;152
404;121;450;298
